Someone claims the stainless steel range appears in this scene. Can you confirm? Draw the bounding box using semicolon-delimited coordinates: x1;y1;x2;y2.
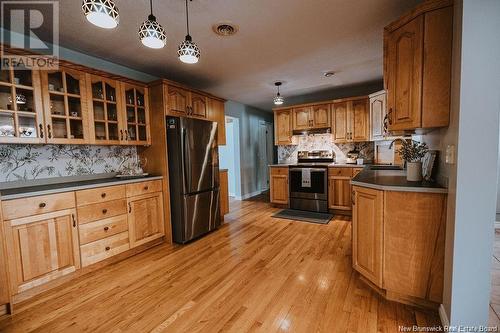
289;150;335;213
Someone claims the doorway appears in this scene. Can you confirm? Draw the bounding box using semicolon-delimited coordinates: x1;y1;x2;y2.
257;120;274;192
219;116;241;199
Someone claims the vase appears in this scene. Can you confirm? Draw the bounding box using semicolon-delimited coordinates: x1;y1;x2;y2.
406;161;423;181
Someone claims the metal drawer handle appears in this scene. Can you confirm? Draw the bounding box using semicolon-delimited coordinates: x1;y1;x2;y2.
128;202;132;213
101;192;106;198
104;226;109;231
39;124;44;138
72;214;77;227
105;246;111;251
39;202;46;208
102;208;108;214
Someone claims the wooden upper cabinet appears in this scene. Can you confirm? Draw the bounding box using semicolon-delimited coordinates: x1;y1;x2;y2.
127;192;164;248
4;208;80;295
207;98;226;146
274;109;293;145
292;107;311;130
122;83;150;145
312;104;330;128
369;91;387;141
352;186;383;287
351;98;369;142
385;3;452;130
0;57;45;144
167;85;189;116
41;67;90;144
333;102;348;142
86;75;122;145
190;92;208;118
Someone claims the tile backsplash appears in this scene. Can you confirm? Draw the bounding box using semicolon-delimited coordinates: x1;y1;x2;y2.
0;144;139;183
277;134;374;164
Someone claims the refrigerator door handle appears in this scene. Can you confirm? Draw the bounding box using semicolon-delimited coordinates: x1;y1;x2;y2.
181;127;191;192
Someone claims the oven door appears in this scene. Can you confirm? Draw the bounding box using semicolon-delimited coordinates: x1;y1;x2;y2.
289;167;328;200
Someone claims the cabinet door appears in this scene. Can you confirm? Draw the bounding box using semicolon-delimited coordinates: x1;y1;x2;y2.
386;16;423;130
190;92;208;118
328;176;351;210
352;186;383;287
220;170;229;216
312;104;330;128
208;98;226;145
0;206;10;307
4;209;80;295
0;56;46;144
274;110;292;145
370;92;387;140
167;86;189;116
270;168;288;204
351;98;369;142
127;192;165;248
333;102;348;142
122;84;150;145
41;68;90;144
292;107;311;130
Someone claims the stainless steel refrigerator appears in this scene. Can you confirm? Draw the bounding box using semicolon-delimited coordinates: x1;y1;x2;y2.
166;116;221;244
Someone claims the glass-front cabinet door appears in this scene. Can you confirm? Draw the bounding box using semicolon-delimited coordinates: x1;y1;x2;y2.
122;83;150;145
87;75;122;144
0;57;45;143
41;67;89;144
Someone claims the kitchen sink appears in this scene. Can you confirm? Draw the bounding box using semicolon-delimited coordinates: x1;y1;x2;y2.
369;165;403;171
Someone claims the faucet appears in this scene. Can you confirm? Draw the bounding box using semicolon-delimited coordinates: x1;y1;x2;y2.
388;137;408;149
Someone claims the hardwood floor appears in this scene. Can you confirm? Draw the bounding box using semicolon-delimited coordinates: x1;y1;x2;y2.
0;197;441;332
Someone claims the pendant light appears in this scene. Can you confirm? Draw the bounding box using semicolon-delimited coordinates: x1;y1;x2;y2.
138;0;167;49
82;0;119;29
178;0;200;64
273;82;284;105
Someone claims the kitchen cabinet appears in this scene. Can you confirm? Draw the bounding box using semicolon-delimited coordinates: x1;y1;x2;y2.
352;186;383;286
292;104;331;131
369;90;387;141
127;192;164;248
190;92;208;119
41;67;90;144
332;97;369;143
3;209;80;295
274;109;293;145
384;2;453;130
166;85;208;119
0;202;10;313
122;83;150;145
207;98;226;146
0;55;45;144
220;170;229;216
328;168;352;210
270;167;289;205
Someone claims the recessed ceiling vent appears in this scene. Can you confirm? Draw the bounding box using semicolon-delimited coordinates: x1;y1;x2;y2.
213;23;238;36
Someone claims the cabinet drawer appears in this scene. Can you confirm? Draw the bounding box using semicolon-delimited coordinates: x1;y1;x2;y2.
126;180;162;197
2;192;75;220
77;199;127;224
80;231;130;267
270;167;289;176
328;167;353;177
76;185;126;206
79;214;128;245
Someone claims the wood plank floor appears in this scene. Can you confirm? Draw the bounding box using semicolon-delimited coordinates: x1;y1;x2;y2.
0;196;441;332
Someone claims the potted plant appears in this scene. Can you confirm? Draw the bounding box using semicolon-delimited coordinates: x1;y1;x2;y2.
397;139;428;181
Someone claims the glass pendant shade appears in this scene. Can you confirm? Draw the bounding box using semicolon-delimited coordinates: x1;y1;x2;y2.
273;94;284;105
139;15;167;49
178;35;200;64
82;0;119;29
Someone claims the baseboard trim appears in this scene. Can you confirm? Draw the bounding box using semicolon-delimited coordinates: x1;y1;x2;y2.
439;304;449;328
235;190;266;201
495;221;500;230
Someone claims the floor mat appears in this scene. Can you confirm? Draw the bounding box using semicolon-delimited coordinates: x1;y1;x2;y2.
272;209;332;224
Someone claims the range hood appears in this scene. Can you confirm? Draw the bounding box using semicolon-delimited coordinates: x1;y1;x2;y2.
292;127;331;136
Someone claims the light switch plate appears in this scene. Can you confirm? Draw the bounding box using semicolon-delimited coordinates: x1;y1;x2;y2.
445;144;456;164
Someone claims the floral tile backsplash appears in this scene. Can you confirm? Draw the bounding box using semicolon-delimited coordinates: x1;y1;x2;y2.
0;144;138;183
277;134;374;164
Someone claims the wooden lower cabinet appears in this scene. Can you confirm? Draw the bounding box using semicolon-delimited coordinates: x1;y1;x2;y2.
270;167;289;205
3;209;80;295
0;204;11;311
80;231;130;267
220;170;229;216
127;192;165;248
352;186;383;286
328;167;363;211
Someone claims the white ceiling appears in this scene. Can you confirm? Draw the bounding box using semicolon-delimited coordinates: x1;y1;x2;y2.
56;0;421;110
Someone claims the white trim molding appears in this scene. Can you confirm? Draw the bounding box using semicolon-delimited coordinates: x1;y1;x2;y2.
439;304;450;328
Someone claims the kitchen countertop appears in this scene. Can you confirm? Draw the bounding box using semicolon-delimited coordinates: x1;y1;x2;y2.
351;169;448;194
0;175;163;200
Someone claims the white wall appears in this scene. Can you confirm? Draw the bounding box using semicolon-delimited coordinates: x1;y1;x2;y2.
443;0;500;326
219;118;239;197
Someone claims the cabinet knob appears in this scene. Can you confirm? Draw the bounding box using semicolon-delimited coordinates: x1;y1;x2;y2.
39;124;44;138
144;186;149;191
104;226;109;231
388;108;393;125
102;208;108;214
101;192;106;198
105;246;111;251
39;202;46;208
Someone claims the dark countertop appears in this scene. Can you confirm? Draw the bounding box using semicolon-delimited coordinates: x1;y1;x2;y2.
351;169;447;194
0;175;163;200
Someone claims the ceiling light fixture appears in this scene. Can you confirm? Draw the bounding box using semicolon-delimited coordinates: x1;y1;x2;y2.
273;82;284;106
178;0;200;64
138;0;167;49
82;0;119;29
